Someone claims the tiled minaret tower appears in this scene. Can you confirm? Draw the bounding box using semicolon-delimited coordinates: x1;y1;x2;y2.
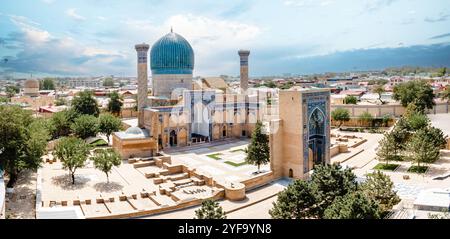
135;43;150;128
238;50;250;93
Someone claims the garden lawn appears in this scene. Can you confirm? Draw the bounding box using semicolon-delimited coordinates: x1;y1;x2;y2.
224;161;247;167
207;153;222;160
408;165;428;174
373;163;400;171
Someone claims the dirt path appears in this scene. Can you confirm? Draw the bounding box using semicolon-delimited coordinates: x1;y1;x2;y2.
4;170;37;219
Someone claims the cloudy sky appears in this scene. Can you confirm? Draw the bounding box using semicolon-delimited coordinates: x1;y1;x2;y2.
0;0;449;78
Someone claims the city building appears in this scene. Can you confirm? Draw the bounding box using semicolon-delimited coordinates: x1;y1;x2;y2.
150;29;194;99
23;79;40;97
270;89;331;179
112;30;331;180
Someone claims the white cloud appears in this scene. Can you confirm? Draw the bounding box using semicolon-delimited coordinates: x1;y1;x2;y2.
4;15;128;76
97;16;107;21
120;14;261;75
9;15;50;43
66;8;86;21
42;0;55;4
283;0;334;8
163;14;261;75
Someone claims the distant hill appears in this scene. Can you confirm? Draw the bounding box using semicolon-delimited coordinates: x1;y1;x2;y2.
253;43;450;76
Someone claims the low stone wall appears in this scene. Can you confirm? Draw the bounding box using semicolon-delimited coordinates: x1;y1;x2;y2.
120;109;138;119
330;144;350;158
331;118;395;127
331;101;450;118
88;189;225;219
240;171;275;191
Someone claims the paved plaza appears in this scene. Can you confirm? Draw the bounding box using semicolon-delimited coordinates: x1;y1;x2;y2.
333;128;450;214
36;140;273;218
168;139;271;185
140;178;290;219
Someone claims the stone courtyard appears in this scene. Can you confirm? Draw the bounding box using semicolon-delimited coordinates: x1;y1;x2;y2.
36;139;272;218
168;139;270;184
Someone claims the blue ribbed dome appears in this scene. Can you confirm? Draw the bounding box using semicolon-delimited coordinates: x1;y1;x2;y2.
150;31;194;75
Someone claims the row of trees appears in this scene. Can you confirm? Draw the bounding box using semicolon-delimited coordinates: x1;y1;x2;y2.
49;91;122;142
54;137;121;184
49;109;121;142
0;90;124;188
376;104;447;170
331;108;392;128
269;164;400;219
51;90;124;185
0;106;50;187
377;80;447;171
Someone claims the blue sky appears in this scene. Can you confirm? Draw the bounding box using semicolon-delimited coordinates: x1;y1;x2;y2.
0;0;449;78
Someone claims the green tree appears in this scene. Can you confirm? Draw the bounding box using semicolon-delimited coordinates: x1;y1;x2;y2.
441;87;450;103
40;78;55;90
393;80;435;112
194;199;226;219
103;78;114;87
407;128;441;170
438;67;447;77
71;114;99;139
382;114;392;127
264;81;277;88
331;108;350;129
323;191;381;219
107;91;123;116
390;118;410;152
54;98;67;106
269;180;319;219
358;112;373;127
376;133;397;165
311;164;358;217
92;148;121;183
373;85;385;104
425;126;447;149
344;95;358;104
54;137;90;184
71;90;100;117
49;109;79;139
5;85;19;99
405;112;429;131
361;171;400;213
98;113;122;144
246;121;270;173
0;106;49;187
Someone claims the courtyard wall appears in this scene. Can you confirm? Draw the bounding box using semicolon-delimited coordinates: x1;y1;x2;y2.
331;101;450;118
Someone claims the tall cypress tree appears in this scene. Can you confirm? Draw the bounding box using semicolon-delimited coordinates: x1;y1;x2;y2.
246;121;270;173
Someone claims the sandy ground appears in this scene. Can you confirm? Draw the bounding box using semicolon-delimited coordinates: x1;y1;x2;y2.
4;170;37;219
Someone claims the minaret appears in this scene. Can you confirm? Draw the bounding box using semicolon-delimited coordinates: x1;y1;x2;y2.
238;50;250;94
135;43;150;128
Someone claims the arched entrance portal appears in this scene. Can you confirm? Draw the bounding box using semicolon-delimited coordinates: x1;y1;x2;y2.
307;108;326;172
169;130;177;147
222;125;227;138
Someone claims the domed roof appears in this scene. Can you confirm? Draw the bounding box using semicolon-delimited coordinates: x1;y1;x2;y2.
24;79;39;88
125;127;145;135
150;31;194;75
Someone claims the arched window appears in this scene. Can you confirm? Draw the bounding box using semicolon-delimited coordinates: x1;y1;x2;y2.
309;108;325;136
